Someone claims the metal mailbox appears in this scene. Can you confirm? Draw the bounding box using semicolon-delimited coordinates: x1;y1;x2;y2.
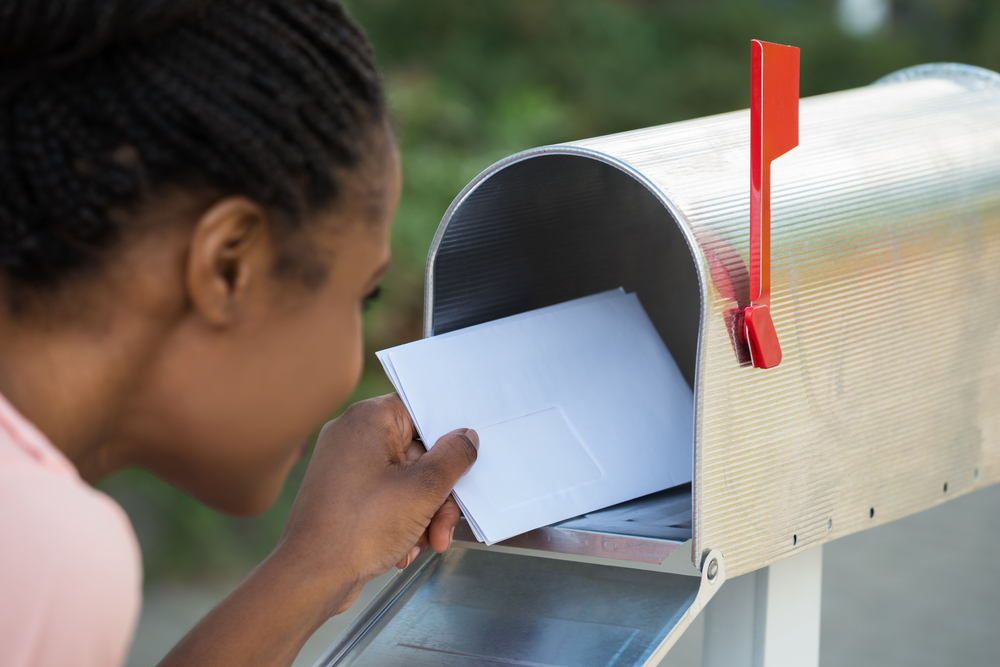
317;63;1000;666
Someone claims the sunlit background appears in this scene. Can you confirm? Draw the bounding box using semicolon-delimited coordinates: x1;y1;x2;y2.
98;0;1000;664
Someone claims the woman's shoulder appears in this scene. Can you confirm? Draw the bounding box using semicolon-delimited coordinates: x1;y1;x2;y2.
0;390;139;561
0;456;140;559
0;444;142;667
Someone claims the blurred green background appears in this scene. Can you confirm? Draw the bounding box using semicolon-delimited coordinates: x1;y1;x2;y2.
99;0;1000;585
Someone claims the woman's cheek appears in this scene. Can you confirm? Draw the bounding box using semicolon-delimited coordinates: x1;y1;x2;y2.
329;309;365;405
348;312;366;391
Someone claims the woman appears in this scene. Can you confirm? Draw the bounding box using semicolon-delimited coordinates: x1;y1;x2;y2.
0;1;478;665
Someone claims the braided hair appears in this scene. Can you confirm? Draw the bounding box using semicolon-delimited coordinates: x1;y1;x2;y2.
0;0;386;293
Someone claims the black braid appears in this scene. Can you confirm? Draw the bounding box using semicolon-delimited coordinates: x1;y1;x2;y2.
0;0;385;289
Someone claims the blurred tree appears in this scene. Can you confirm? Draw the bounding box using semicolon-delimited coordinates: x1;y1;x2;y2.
100;0;1000;583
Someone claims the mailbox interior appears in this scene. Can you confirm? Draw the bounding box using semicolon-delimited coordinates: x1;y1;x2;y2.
427;153;701;563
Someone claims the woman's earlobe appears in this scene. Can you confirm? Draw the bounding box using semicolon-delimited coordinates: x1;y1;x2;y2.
185;197;270;328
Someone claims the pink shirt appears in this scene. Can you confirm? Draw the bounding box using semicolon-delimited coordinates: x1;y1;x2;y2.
0;392;141;667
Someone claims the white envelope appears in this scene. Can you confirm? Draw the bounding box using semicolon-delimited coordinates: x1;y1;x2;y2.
376;289;693;545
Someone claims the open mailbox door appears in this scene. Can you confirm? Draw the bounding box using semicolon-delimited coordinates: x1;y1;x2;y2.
314;546;725;667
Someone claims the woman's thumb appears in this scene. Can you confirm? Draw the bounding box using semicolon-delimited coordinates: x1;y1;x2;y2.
412;428;479;497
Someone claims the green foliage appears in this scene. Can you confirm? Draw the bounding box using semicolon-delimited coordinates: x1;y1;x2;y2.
100;0;1000;583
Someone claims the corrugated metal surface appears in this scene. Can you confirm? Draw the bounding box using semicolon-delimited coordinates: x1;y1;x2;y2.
426;65;1000;576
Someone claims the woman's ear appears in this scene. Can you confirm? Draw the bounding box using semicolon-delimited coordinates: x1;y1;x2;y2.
186;197;271;328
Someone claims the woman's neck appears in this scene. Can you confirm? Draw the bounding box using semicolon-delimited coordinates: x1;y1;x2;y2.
0;258;186;480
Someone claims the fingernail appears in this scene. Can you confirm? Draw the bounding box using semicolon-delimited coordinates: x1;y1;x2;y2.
407;545;420;567
464;428;479;449
449;526;455;548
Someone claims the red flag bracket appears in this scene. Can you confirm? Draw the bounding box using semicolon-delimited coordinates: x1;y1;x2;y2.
744;39;799;370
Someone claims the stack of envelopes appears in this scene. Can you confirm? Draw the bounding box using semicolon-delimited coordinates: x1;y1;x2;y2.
377;288;693;545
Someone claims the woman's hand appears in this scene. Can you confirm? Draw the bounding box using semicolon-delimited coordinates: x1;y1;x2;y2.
159;394;477;667
278;393;478;615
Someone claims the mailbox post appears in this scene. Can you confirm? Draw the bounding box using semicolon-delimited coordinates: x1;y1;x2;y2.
315;62;1000;666
702;546;823;667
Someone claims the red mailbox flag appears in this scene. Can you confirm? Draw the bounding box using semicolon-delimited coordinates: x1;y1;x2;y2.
744;39;799;369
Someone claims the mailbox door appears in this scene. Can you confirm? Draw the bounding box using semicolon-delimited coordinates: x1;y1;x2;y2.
314;547;721;667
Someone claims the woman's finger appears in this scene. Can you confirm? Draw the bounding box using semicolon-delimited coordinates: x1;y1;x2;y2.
428;494;462;553
403;439;426;462
394;544;421;570
394;531;430;569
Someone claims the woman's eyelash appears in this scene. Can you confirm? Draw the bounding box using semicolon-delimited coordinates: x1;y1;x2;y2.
363;285;382;309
